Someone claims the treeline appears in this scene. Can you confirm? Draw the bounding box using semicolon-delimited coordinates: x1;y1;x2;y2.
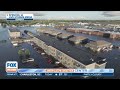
0;19;59;26
0;19;120;26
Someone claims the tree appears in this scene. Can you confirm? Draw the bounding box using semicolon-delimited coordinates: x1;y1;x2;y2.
25;49;30;58
18;49;24;59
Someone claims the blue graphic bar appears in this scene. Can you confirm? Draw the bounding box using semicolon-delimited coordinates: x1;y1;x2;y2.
17;69;114;73
17;69;45;73
24;19;33;20
7;19;15;20
17;73;113;77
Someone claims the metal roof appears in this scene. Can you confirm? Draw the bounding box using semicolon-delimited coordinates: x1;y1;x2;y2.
9;28;20;32
57;33;74;39
68;36;87;42
86;40;112;47
33;33;105;65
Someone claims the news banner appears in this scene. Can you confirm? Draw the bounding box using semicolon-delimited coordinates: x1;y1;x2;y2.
6;61;114;77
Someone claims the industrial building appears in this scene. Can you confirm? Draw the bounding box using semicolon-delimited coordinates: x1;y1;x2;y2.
8;28;21;38
26;31;107;69
85;40;113;52
66;28;120;39
68;36;89;44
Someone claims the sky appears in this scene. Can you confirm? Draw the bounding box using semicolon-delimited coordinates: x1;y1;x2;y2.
0;11;120;20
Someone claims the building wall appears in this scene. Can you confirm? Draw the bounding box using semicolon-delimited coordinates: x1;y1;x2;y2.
72;59;86;68
97;32;104;36
60;51;74;68
55;50;71;67
110;34;120;39
85;63;96;69
32;37;50;55
56;49;63;61
66;28;120;39
95;62;107;69
43;43;49;54
9;32;21;38
48;46;56;57
54;49;86;68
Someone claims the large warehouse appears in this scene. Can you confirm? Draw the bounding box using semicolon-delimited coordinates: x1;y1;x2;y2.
26;31;107;69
